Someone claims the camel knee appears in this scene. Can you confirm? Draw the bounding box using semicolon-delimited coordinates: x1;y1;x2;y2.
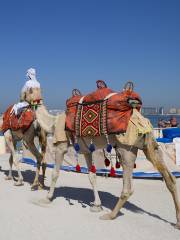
164;173;177;191
155;159;177;186
121;190;133;199
52;170;59;181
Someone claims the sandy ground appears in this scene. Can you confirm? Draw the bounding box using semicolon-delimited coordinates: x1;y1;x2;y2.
0;154;180;240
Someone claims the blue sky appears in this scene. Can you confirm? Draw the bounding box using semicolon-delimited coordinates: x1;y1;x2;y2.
0;0;179;112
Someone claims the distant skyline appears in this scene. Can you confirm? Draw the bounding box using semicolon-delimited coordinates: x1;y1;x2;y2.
0;0;180;112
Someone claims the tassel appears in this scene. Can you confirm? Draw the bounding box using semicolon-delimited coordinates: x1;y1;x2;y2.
115;161;121;169
90;165;96;173
134;163;136;168
76;164;81;172
89;143;95;153
104;158;110;167
110;167;116;177
74;143;80;152
106;143;112;153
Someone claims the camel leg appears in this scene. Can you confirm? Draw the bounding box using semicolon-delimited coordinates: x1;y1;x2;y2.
27;141;43;190
46;142;68;201
4;130;23;185
143;135;180;229
84;153;103;212
39;128;47;187
41;161;47;188
100;145;137;220
5;154;13;180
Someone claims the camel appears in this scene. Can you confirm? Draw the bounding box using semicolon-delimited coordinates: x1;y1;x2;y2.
35;104;180;229
0;88;47;189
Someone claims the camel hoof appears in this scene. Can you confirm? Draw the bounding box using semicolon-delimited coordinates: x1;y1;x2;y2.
99;213;115;220
175;222;180;230
5;176;13;180
90;205;103;212
14;181;24;186
38;184;44;190
39;198;51;205
31;185;38;191
31;182;44;191
30;198;51;207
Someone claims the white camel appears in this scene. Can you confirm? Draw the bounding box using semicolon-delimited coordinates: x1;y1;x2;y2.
0;87;47;189
35;104;180;229
2;121;47;188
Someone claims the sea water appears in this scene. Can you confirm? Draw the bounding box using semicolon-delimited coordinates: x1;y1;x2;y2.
144;115;180;128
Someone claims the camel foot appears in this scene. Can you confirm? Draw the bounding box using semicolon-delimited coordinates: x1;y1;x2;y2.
31;182;43;191
30;198;51;207
90;205;103;212
175;222;180;230
14;181;24;186
5;176;13;180
99;213;116;220
31;185;38;191
39;198;51;205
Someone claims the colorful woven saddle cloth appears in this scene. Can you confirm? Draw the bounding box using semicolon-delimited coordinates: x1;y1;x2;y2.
65;81;142;137
1;105;35;133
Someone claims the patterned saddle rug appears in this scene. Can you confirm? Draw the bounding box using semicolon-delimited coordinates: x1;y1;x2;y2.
65;81;142;137
1;105;35;133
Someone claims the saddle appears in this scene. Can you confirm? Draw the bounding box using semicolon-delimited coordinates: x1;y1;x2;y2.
1;105;35;133
65;80;142;137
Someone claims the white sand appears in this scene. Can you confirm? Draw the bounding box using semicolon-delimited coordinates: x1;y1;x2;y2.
0;153;180;240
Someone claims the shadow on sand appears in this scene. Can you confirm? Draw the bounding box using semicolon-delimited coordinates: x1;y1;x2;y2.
0;166;49;190
52;186;175;226
0;165;175;227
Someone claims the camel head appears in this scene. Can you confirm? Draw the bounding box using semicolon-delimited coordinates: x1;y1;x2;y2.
24;87;43;105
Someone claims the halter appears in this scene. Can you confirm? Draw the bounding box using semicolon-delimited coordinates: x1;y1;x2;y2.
30;99;43;110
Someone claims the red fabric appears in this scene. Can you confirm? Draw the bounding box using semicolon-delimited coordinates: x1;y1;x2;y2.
1;105;13;132
65;88;142;135
79;103;103;137
83;88;114;103
66;95;83;132
2;105;34;132
107;91;141;133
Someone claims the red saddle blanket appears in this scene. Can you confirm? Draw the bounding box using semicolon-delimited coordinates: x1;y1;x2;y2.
65;88;142;136
1;105;34;132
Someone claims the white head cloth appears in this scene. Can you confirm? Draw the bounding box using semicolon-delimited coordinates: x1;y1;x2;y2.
22;68;40;93
26;68;37;81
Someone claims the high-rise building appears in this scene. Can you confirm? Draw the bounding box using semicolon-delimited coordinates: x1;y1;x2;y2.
141;107;158;115
158;107;164;115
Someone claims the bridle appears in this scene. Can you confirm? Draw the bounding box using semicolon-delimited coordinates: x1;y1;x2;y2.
30;99;43;110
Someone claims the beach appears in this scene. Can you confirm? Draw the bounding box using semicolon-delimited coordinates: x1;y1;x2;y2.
0;153;180;240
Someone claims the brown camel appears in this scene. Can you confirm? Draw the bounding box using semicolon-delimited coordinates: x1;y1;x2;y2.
34;104;180;229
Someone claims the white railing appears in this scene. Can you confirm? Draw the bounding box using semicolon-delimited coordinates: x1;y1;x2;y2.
153;128;164;138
